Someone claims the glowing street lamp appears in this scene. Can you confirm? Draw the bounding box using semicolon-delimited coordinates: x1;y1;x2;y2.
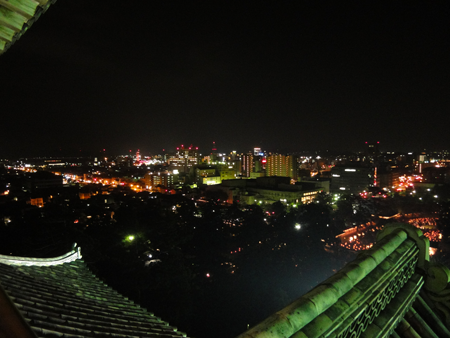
127;235;135;242
295;223;301;230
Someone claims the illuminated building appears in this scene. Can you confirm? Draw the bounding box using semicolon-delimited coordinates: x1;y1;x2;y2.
300;177;330;193
331;164;374;194
135;149;141;164
229;150;238;161
165;145;199;173
241;154;254;177
30;197;44;208
194;166;217;184
365;141;380;163
250;171;265;178
287;155;298;180
79;192;91;200
143;172;178;191
266;154;298;180
377;167;400;189
219;168;236;181
241;152;268;177
266;154;286;176
116;155;133;167
221;177;320;205
202;176;221;185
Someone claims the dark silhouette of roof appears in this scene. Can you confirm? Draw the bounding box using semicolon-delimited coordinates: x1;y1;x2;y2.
0;248;188;338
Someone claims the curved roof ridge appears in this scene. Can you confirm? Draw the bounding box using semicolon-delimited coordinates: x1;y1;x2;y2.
0;0;58;55
0;247;81;266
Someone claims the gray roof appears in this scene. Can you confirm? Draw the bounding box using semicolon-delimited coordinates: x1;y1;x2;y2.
0;249;188;338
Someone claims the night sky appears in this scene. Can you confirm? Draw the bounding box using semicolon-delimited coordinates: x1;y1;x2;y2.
1;2;449;157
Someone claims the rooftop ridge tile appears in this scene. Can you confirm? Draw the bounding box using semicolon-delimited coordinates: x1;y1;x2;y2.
0;251;189;338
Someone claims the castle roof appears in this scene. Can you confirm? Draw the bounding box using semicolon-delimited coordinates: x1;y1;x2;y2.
0;248;188;338
237;223;450;338
0;0;57;55
2;224;450;338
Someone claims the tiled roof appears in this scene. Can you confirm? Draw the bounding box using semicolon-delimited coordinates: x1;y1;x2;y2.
0;0;57;55
2;223;450;338
0;248;188;338
236;223;450;338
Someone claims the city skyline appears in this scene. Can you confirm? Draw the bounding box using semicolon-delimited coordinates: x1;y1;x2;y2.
1;2;449;157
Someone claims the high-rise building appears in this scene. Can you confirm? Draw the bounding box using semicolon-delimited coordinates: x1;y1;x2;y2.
331;164;374;194
143;172;178;191
165;145;199;173
365;141;380;163
267;154;286;176
287;155;299;180
266;154;298;179
241;154;254;177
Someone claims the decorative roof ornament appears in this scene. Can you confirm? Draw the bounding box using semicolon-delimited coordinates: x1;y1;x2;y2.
0;247;81;266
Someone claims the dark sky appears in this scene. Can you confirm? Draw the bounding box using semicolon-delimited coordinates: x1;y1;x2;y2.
1;1;449;157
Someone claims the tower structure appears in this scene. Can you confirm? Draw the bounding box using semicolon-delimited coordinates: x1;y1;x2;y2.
135;149;141;163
